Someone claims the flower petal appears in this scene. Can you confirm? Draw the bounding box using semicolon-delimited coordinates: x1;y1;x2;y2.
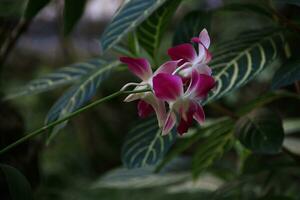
199;28;210;49
167;44;197;62
120;57;152;81
177;104;194;135
192;103;205;124
187;71;215;99
137;100;154;118
154;60;181;75
205;48;212;63
124;93;141;102
153;73;183;101
162;112;176;135
194;64;212;76
153;99;167;128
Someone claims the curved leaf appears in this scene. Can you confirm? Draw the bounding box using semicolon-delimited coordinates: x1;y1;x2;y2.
192;120;234;178
5;59;104;100
156;118;232;172
237;91;300;115
220;3;273;19
45;60;120;143
173;11;212;45
99;0;167;52
122;118;177;168
63;0;87;35
271;58;300;89
137;0;181;58
92;158;190;189
273;0;300;6
24;0;50;20
0;164;33;200
205;29;290;104
235;108;284;154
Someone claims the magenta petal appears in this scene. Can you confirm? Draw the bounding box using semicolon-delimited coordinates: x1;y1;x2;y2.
167;44;197;62
187;71;215;99
120;57;152;81
162;112;176;135
192;103;205;124
153;73;183;101
154;60;181;75
191;37;201;43
199;28;210;49
177;106;194;135
137;100;154;118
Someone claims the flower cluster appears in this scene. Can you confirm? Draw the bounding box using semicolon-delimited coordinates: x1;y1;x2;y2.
120;29;215;135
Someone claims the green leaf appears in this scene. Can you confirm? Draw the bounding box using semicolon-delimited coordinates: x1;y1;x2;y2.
122;118;177;168
204;29;290;104
237;91;300;115
220;3;273;19
0;164;33;200
283;137;300;156
137;0;181;58
271;58;300;89
63;0;86;35
5;59;104;100
273;0;300;6
173;11;211;45
192;120;234;178
155;118;232;172
235;108;284;154
91;158;189;189
99;0;168;52
45;60;120;143
24;0;50;20
127;32;141;56
283;118;300;134
0;0;26;17
112;44;136;57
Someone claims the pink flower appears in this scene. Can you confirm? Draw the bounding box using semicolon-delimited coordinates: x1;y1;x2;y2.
153;70;215;135
120;57;181;127
168;29;212;77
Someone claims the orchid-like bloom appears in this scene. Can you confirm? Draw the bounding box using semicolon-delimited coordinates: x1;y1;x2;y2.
153;70;215;135
168;29;212;77
120;57;181;127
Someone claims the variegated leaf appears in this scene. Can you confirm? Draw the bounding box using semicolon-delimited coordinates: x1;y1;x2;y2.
193;120;234;178
5;59;104;100
122;118;177;169
45;60;120;143
205;29;290;104
99;0;167;52
137;0;181;58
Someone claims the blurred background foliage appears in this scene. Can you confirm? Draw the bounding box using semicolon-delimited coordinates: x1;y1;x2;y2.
1;0;300;199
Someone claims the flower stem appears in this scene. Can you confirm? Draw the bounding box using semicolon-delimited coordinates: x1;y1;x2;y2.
0;89;150;155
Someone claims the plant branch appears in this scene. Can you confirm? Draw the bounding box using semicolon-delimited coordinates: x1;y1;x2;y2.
0;89;150;155
0;18;31;66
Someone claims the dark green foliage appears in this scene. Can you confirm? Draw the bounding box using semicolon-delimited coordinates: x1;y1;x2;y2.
235;108;284;154
137;0;181;58
272;58;300;89
192;120;234;177
0;164;33;200
63;0;87;35
205;29;289;104
121;118;177;168
24;0;50;19
173;11;211;45
100;0;168;52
